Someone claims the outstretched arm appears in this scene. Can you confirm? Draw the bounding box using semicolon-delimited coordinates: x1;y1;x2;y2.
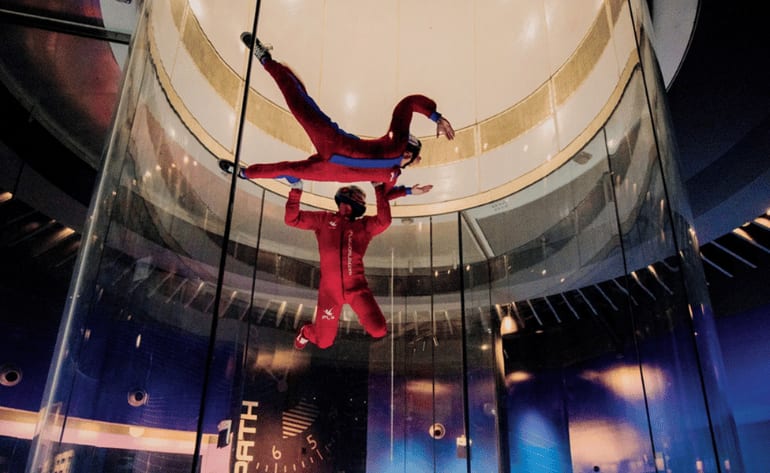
410;184;433;195
389;95;455;141
368;183;392;236
284;180;324;230
386;183;433;201
284;181;304;227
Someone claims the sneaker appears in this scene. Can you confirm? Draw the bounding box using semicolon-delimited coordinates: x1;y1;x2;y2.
276;174;300;184
294;326;309;350
240;32;272;63
218;159;246;178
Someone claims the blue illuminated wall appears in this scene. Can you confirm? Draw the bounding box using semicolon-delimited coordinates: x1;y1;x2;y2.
716;306;770;473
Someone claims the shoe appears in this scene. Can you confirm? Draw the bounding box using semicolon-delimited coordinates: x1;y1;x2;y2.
277;174;300;184
294;326;309;350
218;159;246;178
240;32;272;63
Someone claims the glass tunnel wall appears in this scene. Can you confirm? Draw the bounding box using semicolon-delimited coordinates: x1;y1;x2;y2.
24;1;744;472
631;2;745;471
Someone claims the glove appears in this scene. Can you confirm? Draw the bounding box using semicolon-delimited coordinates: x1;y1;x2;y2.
291;179;303;190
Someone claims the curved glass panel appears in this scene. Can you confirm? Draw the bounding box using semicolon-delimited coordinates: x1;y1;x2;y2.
632;2;745;471
26;2;249;470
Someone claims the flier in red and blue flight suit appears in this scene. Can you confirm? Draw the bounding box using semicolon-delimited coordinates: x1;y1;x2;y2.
219;34;456;188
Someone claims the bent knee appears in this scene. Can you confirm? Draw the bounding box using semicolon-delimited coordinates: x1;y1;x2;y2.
368;324;387;339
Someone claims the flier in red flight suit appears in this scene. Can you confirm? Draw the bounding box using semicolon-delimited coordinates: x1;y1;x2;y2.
285;181;390;349
223;34;455;185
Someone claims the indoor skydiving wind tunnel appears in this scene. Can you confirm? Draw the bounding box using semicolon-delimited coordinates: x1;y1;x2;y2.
18;0;745;472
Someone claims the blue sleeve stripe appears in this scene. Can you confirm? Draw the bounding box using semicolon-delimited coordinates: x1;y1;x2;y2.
329;154;402;168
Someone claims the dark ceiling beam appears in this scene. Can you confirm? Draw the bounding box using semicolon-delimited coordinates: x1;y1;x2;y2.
0;7;131;44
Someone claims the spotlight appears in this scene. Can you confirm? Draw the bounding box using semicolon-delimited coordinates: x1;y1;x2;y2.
500;315;517;335
428;423;445;440
127;389;149;407
0;364;22;387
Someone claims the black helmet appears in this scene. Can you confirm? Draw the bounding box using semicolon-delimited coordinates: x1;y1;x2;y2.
335;185;367;218
403;134;422;168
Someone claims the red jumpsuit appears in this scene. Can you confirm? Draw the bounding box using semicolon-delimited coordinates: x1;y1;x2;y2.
243;57;443;183
285;184;391;348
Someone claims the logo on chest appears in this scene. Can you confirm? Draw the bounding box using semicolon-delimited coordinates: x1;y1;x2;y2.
346;230;354;275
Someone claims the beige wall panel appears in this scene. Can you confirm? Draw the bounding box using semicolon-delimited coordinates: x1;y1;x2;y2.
544;0;605;71
321;0;401;136
171;45;237;153
479;118;560;192
244;2;328;116
475;0;552;121
479;83;552;151
150;1;182;81
609;1;637;80
191;0;254;72
181;14;241;108
556;41;619;151
398;1;477;134
400;156;482;208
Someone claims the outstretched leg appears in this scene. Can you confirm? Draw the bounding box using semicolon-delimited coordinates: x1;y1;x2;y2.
239;33;410;179
260;58;349;157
